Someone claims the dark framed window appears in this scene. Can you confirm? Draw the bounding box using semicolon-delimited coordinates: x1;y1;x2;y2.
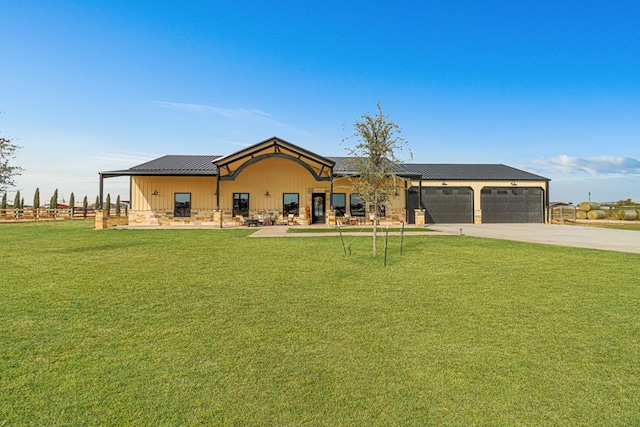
233;193;249;217
350;194;365;217
174;193;191;217
331;193;346;217
283;193;299;216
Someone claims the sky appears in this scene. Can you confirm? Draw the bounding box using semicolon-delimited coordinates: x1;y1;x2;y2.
1;1;639;205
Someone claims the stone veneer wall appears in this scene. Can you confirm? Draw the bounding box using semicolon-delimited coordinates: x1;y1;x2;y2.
94;211;129;229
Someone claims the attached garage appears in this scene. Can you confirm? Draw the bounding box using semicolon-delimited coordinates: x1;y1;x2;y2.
481;187;544;223
403;163;550;224
407;187;473;223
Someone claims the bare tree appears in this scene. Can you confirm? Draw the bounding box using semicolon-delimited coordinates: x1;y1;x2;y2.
342;102;412;257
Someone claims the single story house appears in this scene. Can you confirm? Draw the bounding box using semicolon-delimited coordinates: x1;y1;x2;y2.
99;136;550;227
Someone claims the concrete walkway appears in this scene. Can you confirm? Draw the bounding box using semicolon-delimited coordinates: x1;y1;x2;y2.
250;223;640;254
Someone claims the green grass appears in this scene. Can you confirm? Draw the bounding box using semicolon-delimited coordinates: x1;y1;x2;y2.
577;222;640;231
1;220;639;425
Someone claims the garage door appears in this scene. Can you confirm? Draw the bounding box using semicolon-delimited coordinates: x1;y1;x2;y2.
481;187;543;223
407;187;473;223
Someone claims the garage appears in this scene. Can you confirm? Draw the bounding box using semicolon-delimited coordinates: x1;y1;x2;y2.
481;187;544;223
407;187;473;223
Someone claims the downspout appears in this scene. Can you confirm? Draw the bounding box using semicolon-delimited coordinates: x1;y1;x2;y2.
215;175;220;211
329;169;334;218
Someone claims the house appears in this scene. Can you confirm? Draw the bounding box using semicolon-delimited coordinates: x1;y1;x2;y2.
99;136;550;227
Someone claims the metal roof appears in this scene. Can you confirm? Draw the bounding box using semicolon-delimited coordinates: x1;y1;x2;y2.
100;155;220;177
102;156;548;182
402;163;549;181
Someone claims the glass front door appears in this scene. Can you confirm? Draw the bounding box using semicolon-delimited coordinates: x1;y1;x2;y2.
312;193;325;224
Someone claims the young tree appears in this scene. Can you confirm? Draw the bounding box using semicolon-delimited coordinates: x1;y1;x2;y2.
82;195;88;218
115;195;121;216
69;192;75;218
95;195;99;211
50;189;58;210
105;193;111;217
0;135;23;193
33;187;40;209
1;192;6;214
342;102;412;257
13;190;21;209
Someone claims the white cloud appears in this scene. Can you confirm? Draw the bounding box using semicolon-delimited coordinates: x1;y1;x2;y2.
152;101;273;122
533;155;640;177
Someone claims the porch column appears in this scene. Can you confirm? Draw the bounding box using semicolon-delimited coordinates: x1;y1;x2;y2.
99;173;104;209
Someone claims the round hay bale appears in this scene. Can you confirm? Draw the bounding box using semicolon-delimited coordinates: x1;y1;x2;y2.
617;209;639;221
576;210;588;219
587;209;607;220
579;201;600;211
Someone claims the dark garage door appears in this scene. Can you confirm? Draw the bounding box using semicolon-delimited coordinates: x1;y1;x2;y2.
407;187;473;223
481;187;543;223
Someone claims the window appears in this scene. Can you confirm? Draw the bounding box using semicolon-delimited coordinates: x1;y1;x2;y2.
331;193;346;217
174;193;191;217
350;194;365;217
283;193;299;216
233;193;249;217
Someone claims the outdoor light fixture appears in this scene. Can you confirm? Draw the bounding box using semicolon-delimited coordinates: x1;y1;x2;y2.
151;190;159;196
511;182;518;186
264;190;270;196
442;182;447;186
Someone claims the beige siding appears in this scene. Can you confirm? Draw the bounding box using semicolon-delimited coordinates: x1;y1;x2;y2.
332;176;407;214
131;176;217;212
217;157;329;214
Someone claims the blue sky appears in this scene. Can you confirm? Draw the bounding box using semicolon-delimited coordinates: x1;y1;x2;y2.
2;1;639;204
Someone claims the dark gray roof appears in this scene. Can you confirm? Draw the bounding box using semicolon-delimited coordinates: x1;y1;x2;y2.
102;155;548;182
101;155;220;177
402;163;549;181
329;157;419;177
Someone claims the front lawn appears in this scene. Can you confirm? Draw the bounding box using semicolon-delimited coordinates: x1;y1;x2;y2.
1;220;638;425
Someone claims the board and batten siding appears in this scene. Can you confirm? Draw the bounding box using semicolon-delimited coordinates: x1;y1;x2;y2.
219;157;329;213
131;176;217;212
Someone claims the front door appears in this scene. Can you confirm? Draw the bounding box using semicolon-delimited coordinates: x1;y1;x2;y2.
312;193;325;224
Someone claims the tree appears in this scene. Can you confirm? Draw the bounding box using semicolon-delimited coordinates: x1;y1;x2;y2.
83;195;88;218
0;134;23;193
95;195;99;211
342;102;412;257
33;187;40;209
13;190;21;209
69;192;75;218
50;189;58;210
1;192;6;213
115;195;121;216
105;193;111;217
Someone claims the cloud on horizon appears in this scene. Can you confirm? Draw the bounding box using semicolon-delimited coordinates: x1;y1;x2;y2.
533;155;640;177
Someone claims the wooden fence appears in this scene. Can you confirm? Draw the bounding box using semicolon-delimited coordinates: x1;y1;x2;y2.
0;207;103;222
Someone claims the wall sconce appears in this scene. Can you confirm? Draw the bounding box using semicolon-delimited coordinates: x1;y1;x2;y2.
511;182;517;186
442;182;448;186
151;189;159;196
264;190;270;196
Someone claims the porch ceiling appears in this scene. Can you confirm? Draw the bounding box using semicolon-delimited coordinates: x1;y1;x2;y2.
213;136;335;181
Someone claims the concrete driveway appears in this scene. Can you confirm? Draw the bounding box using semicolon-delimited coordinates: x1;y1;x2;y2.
427;223;640;254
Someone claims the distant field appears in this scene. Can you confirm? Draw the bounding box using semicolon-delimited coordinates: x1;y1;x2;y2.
1;220;639;425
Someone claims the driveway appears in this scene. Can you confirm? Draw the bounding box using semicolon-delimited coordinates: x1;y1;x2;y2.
427;223;640;254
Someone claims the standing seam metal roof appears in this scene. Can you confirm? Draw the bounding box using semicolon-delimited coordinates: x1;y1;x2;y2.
102;156;548;181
